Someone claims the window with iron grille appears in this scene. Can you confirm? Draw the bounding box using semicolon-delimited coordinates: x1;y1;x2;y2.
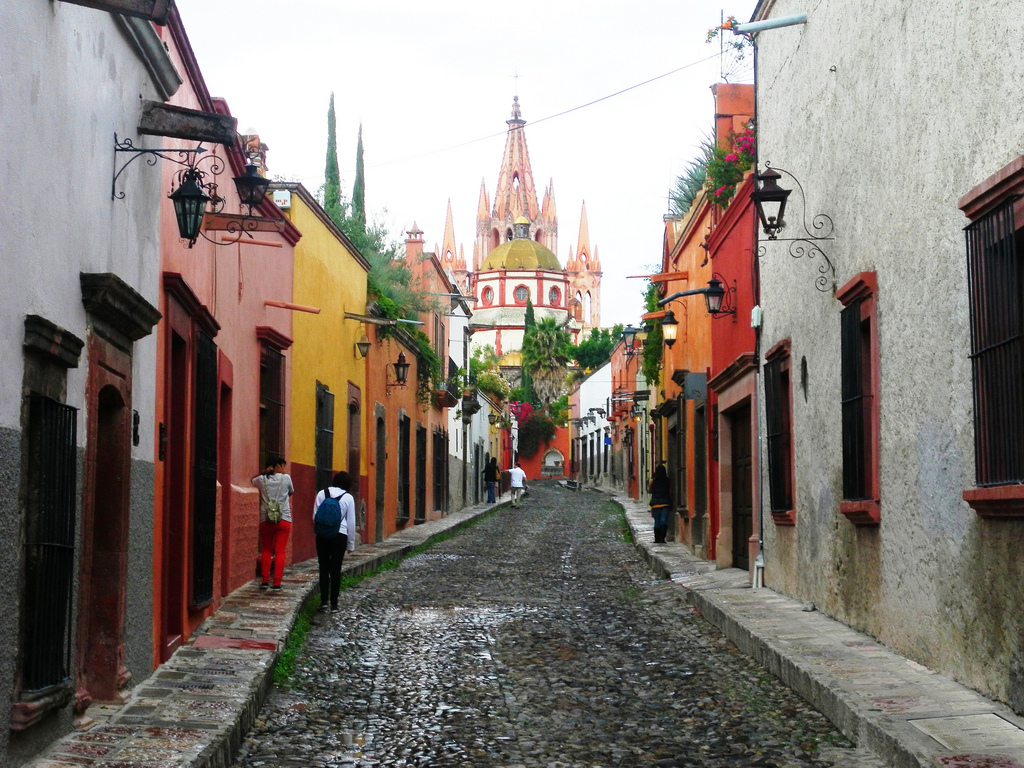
676;400;688;512
837;273;880;524
191;330;218;607
415;425;427;522
22;395;77;692
965;198;1024;486
398;415;411;521
260;345;285;468
694;404;708;521
764;343;795;524
315;382;335;492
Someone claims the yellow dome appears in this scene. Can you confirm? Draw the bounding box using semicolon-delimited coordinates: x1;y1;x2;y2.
482;238;561;270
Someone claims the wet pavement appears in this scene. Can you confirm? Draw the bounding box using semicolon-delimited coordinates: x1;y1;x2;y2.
232;482;848;767
26;481;1024;768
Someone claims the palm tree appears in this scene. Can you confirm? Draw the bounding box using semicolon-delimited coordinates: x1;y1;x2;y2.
521;317;573;406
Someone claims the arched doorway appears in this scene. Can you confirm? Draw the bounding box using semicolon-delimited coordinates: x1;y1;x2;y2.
541;448;565;478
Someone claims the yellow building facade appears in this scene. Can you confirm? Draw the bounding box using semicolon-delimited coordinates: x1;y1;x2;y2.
272;183;370;561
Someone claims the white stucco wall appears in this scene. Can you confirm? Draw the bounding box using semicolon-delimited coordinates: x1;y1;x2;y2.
755;0;1024;709
0;3;163;458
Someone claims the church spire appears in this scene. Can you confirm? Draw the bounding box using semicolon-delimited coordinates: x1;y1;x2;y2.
440;199;458;269
576;201;592;263
477;178;490;220
494;97;539;222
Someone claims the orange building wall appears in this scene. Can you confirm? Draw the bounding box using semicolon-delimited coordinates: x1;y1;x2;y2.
517;426;571;481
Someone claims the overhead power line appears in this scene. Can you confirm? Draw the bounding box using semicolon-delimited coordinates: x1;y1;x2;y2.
357;52;722;172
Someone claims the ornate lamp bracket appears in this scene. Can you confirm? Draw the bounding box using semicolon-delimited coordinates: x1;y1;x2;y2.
112;134;262;247
756;163;837;293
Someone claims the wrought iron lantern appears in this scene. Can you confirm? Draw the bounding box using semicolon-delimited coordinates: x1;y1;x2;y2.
233;161;271;214
168;168;210;248
386;351;411;395
703;278;727;314
751;168;791;240
488;412;499;425
661;309;678;348
355;334;371;359
657;274;736;326
621;324;638;356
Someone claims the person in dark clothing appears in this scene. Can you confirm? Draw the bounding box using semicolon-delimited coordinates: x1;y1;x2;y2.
313;471;357;612
483;457;500;503
648;464;672;544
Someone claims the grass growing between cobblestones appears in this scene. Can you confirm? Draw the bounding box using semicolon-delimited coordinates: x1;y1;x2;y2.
274;506;501;687
273;599;318;687
606;500;633;543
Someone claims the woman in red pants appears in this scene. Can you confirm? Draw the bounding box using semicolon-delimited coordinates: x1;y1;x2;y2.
251;455;294;590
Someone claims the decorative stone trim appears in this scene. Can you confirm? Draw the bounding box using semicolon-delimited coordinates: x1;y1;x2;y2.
771;509;797;526
163;273;220;337
256;326;293;351
963;485;1024;518
958;154;1024;221
708;353;756;393
23;316;84;368
839;500;881;525
81;272;162;344
10;680;73;731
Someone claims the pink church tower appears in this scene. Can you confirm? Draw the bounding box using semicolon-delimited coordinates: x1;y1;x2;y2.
565;201;603;334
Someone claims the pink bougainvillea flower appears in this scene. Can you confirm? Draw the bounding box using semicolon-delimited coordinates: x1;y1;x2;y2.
716;186;728;196
725;153;738;162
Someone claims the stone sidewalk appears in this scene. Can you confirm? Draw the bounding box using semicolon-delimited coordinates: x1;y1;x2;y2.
614;490;1024;768
29;498;505;768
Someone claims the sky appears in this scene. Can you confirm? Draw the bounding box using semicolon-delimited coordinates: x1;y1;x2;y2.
174;0;756;329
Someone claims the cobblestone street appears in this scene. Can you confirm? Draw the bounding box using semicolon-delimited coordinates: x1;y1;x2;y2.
233;483;849;768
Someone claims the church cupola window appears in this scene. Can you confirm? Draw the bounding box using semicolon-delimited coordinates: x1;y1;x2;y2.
482;287;494;306
513;216;530;240
549;286;561;306
514;285;529;304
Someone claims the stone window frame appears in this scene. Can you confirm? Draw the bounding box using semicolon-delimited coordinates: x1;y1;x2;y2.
837;272;881;525
764;338;796;526
548;286;561;306
11;317;84;731
959;155;1024;517
513;284;530;305
482;286;494;306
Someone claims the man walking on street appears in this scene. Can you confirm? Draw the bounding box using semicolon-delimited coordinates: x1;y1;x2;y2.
509;461;527;507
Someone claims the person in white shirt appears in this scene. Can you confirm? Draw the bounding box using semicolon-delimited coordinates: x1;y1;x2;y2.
508;461;527;507
251;455;294;590
313;470;358;612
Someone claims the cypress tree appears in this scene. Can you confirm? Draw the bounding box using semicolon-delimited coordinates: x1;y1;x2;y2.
352;124;366;232
324;94;343;223
521;298;537;405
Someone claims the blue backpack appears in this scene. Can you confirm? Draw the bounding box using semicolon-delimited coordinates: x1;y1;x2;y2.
314;490;345;538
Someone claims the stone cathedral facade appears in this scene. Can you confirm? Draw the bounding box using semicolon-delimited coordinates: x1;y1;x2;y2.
437;98;603;365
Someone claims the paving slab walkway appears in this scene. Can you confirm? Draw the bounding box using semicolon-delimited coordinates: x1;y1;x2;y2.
613;490;1024;768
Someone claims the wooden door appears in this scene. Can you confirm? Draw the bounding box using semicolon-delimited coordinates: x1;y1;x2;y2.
730;404;753;570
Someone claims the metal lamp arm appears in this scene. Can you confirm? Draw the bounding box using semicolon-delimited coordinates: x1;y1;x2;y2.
657;287;707;307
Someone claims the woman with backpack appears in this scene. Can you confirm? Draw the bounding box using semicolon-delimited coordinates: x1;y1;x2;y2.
251;455;294;590
312;470;357;613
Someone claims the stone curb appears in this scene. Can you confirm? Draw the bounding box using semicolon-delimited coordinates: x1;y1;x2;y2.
28;498;506;768
611;491;1024;768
